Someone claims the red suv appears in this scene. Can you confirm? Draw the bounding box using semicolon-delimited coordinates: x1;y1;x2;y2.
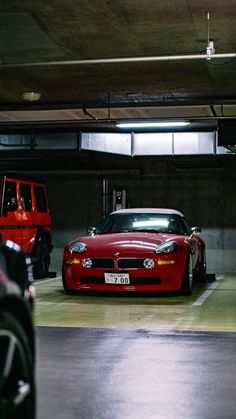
0;174;53;278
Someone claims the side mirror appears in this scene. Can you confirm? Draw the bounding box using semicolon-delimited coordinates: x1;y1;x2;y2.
88;226;97;236
191;226;201;235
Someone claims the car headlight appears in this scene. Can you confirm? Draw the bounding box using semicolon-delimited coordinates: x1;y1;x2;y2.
155;242;177;254
68;241;87;254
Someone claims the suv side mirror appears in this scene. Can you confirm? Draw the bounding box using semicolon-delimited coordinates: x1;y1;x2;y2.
88;226;97;236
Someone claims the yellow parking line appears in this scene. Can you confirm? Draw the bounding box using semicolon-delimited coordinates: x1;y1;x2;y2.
35;276;62;285
192;275;224;306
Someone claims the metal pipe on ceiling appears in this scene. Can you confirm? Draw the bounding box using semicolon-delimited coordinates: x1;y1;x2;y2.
0;53;236;68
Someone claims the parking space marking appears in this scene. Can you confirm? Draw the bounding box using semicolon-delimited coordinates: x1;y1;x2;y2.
35;276;62;285
192;275;224;306
36;275;225;307
36;292;63;301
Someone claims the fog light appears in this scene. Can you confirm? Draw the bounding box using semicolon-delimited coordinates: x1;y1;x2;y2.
82;258;92;268
143;258;154;269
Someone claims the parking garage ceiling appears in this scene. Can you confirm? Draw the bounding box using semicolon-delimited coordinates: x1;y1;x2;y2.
0;0;235;130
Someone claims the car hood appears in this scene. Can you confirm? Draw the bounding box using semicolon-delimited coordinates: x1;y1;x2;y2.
73;232;183;256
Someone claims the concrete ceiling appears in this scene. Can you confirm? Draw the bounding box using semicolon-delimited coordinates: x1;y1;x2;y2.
0;0;236;130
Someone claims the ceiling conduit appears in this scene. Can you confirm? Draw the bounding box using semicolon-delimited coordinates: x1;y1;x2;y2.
0;53;236;68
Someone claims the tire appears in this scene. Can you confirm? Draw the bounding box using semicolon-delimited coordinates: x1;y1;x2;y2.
196;252;207;283
181;256;194;296
62;270;68;293
33;240;50;279
0;311;35;419
62;269;75;295
62;265;78;295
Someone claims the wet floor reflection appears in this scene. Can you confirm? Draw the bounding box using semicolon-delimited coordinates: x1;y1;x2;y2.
37;327;236;419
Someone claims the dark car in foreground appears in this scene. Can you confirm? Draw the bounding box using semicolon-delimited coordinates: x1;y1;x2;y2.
0;240;35;418
62;208;206;295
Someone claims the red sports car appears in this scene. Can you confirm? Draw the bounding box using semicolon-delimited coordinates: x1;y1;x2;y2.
62;208;206;295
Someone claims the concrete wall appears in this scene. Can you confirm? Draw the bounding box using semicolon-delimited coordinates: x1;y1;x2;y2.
44;156;236;273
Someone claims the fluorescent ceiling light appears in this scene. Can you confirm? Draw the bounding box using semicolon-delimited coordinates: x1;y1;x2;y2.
117;121;190;128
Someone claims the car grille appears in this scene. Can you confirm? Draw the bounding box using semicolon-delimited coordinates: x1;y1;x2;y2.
80;277;162;285
117;258;145;269
89;258;147;269
90;259;114;268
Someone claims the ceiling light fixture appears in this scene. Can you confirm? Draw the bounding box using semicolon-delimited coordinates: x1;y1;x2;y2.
206;12;215;60
22;91;41;102
116;121;190;128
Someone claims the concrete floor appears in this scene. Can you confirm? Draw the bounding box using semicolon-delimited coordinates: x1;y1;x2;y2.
34;273;236;419
36;327;236;419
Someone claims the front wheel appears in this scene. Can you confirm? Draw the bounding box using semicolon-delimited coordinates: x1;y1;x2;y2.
196;252;207;283
62;267;69;293
0;311;35;419
181;256;193;295
33;240;50;279
62;267;77;295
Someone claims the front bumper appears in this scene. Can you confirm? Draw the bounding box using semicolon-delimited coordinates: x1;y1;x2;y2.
63;254;187;293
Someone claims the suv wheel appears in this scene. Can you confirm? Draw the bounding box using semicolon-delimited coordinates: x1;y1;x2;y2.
33;240;50;279
0;311;35;419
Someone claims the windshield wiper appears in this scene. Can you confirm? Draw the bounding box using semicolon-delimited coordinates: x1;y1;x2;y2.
113;229;132;233
131;229;160;233
97;230;131;234
98;229;161;234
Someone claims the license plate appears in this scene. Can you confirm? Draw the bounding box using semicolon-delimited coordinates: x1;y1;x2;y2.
104;273;130;284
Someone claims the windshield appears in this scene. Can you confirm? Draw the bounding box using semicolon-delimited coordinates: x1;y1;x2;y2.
98;212;190;235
